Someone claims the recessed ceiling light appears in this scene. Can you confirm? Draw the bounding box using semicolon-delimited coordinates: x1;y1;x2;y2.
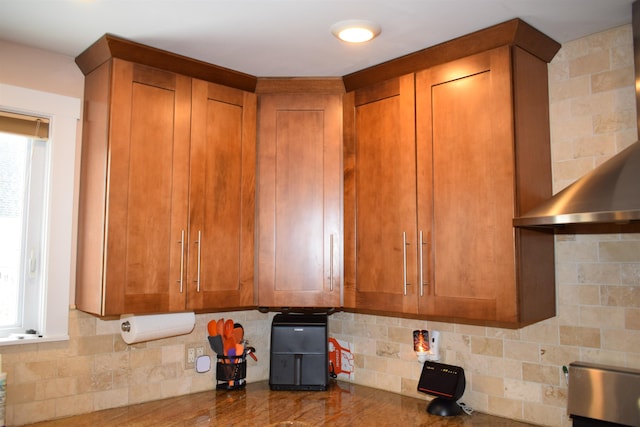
331;20;381;43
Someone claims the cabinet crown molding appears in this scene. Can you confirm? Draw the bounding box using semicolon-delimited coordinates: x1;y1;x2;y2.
255;78;346;94
75;33;258;92
343;18;561;92
74;18;559;96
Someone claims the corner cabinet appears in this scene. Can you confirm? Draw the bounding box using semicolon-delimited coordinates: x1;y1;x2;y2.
75;36;257;316
344;36;559;326
256;80;343;308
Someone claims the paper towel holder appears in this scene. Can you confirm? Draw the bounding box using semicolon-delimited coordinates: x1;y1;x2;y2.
119;312;196;344
121;321;131;332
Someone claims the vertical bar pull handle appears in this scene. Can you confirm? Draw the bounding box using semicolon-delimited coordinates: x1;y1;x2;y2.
419;230;424;297
177;229;185;293
194;230;202;292
329;234;334;292
403;231;410;295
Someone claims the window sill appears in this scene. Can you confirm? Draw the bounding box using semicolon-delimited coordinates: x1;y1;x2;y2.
0;334;69;347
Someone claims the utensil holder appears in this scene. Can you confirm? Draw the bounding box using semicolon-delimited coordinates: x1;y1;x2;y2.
216;355;246;390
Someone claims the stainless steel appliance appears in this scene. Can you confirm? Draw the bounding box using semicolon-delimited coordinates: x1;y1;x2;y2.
567;362;640;427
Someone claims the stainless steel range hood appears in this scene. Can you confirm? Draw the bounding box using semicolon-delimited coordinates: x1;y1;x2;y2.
513;141;640;226
514;1;640;228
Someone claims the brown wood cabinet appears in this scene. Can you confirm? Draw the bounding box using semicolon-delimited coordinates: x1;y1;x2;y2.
76;59;189;315
75;52;256;316
345;43;557;326
344;74;418;313
74;21;559;325
186;79;256;311
415;46;555;324
256;80;343;307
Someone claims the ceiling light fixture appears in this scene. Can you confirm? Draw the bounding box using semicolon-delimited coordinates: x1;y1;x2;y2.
331;20;381;43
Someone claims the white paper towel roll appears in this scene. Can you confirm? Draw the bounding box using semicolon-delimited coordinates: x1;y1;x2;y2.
120;312;195;344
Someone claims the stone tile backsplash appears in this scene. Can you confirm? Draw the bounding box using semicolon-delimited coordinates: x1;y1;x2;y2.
1;310;274;425
1;24;639;427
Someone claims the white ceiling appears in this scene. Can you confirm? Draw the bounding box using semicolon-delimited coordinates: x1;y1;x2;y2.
0;0;633;77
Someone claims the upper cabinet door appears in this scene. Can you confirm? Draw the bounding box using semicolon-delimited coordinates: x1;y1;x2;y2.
107;60;191;315
100;59;191;315
347;74;418;313
415;46;556;325
187;79;256;310
257;91;342;307
416;47;517;321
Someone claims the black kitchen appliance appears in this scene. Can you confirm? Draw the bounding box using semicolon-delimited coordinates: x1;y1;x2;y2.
269;313;328;391
417;361;466;416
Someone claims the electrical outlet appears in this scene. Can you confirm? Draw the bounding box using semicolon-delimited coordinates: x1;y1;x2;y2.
185;343;206;369
185;343;198;369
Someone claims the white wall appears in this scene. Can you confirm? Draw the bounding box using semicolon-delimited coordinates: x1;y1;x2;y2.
0;40;84;99
0;40;85;307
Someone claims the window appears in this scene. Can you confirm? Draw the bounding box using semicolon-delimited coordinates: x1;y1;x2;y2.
0;128;48;336
0;84;80;345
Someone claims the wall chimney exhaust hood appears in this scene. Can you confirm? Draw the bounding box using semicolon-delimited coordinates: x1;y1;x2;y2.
513;1;640;230
513;141;640;227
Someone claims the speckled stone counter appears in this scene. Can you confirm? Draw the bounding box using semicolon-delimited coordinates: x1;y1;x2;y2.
23;381;539;426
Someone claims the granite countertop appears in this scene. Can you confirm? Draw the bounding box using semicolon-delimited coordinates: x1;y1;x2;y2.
24;381;539;426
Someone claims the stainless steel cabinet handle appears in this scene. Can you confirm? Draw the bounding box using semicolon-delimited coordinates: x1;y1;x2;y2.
403;231;410;295
329;234;334;292
194;230;202;292
419;230;429;296
178;229;185;293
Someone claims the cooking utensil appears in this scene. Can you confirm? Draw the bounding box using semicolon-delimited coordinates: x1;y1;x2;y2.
207;320;217;336
208;335;224;355
232;323;244;344
223;319;235;355
235;343;244;358
223;332;236;356
227;347;237;386
246;346;258;361
216;319;224;337
224;319;233;339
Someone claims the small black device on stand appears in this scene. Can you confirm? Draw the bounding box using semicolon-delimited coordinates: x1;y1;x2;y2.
417;361;466;416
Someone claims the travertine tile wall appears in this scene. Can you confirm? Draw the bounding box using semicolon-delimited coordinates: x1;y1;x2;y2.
1;310;274;426
1;24;638;427
329;24;640;427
